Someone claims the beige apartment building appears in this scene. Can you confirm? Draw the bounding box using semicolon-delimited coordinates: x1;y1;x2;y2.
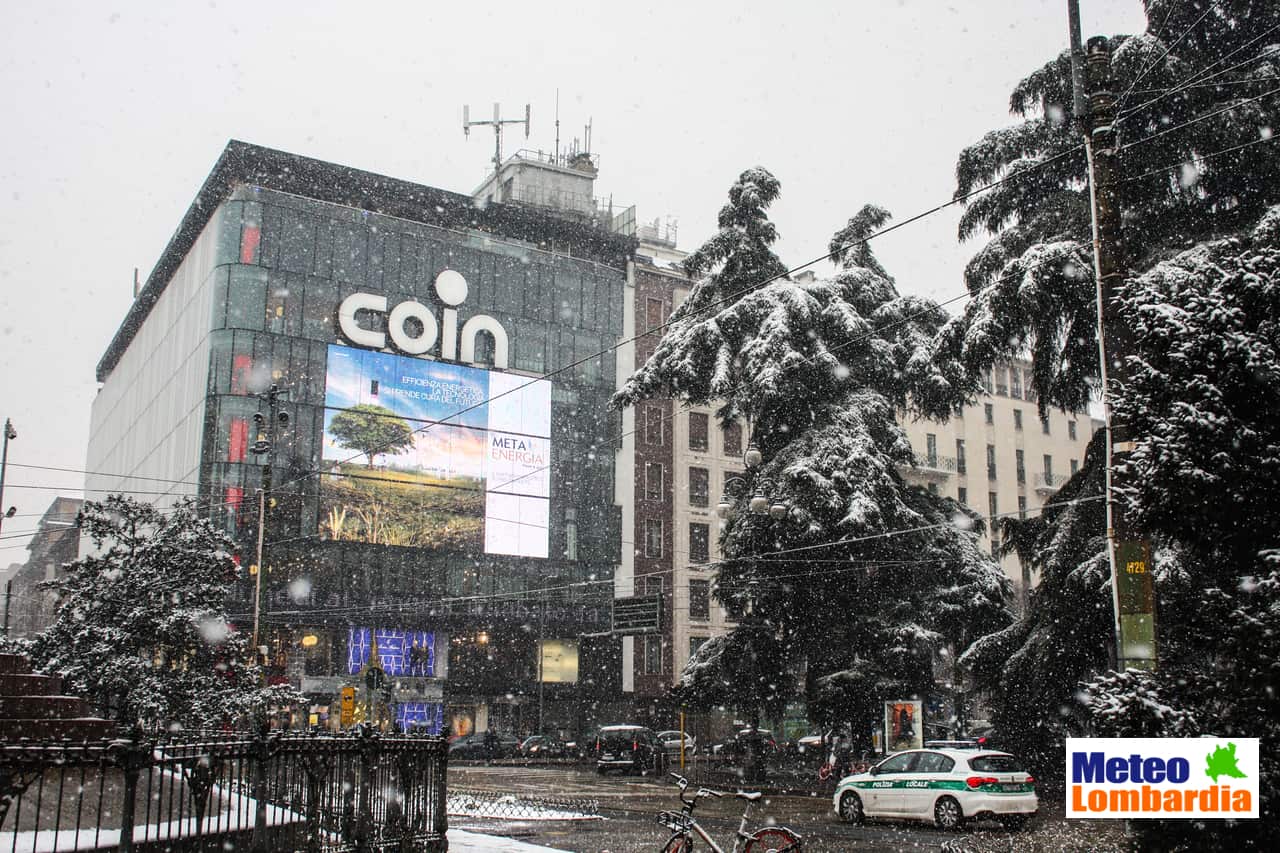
896;364;1102;600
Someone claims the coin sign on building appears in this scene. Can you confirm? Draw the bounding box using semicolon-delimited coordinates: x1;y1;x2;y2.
84;141;634;736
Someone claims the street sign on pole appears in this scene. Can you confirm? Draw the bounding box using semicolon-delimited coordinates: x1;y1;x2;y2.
612;594;663;635
340;686;355;727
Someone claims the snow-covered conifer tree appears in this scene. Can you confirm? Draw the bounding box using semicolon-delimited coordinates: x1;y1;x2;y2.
947;2;1280;834
28;495;298;730
615;169;1010;748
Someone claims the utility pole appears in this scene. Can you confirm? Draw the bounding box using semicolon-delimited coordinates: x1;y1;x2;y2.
249;386;288;666
1;419;17;637
1068;4;1156;672
537;601;546;736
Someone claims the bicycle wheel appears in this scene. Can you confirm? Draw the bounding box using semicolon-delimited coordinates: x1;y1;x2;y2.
743;827;801;852
661;832;695;852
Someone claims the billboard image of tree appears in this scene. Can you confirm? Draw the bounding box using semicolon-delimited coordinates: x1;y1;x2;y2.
319;344;551;557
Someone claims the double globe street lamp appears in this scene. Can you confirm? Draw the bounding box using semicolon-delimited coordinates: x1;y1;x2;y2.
717;442;790;521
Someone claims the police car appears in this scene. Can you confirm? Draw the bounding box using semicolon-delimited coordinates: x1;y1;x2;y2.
832;747;1037;830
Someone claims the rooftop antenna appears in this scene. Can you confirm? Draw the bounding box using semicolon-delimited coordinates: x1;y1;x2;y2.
554;89;561;165
584;118;593;154
463;102;530;173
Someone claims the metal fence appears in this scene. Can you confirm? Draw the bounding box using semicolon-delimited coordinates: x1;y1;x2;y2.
447;787;600;821
0;729;447;853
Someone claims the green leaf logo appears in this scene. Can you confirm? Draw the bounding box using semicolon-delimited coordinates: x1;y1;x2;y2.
1205;743;1248;783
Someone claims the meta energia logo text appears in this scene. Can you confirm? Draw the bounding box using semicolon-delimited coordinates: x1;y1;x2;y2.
1066;737;1259;819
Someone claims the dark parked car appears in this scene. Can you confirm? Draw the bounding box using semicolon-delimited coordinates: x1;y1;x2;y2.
449;732;520;759
593;725;668;775
520;735;568;758
719;728;779;763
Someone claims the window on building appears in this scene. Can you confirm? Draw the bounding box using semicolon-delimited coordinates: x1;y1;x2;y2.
689;467;710;507
689;412;709;452
1010;368;1022;399
1071;458;1079;476
564;508;578;561
644;519;663;558
928;482;939;495
1018;495;1027;520
925;433;937;467
995;367;1008;396
689;580;710;621
644;406;665;446
987;444;997;480
955;439;966;474
1043;454;1054;482
689;523;710;564
1013;409;1023;431
982;368;994;394
984;403;994;425
645;463;665;502
958;487;968;505
988;491;998;519
646;297;666;333
645;636;662;674
689;636;707;661
723;422;742;457
1069;420;1078;440
1041;415;1051;435
1023;369;1037;403
1015;449;1025;484
644;575;666;596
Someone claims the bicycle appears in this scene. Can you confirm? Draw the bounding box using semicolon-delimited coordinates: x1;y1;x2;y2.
656;773;801;852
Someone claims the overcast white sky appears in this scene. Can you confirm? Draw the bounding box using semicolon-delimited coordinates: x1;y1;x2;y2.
0;0;1147;561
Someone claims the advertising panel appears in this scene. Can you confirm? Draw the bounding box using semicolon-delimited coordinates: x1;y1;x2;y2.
320;344;551;557
538;639;579;684
884;700;923;752
346;627;436;678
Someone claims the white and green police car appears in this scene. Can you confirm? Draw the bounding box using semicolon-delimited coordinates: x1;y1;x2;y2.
833;748;1037;830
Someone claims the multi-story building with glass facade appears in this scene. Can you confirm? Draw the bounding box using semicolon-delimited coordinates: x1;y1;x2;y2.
84;141;634;737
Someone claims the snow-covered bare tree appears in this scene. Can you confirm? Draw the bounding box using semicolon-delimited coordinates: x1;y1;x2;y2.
614;169;1010;748
27;495;298;731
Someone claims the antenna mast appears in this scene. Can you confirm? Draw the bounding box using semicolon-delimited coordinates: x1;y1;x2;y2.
463;102;531;172
554;89;561;164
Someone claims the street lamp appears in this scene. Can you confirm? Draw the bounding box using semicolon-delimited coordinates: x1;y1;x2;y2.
719;440;790;520
250;386;289;665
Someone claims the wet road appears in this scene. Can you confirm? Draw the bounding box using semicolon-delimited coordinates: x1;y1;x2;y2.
448;765;1129;852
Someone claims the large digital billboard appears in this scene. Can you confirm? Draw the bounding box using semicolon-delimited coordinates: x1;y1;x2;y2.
320;344;551;557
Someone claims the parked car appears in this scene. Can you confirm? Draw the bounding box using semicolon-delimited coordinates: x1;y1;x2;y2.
833;748;1037;830
520;735;568;758
717;728;779;763
448;732;520;760
656;730;697;756
563;733;592;761
592;725;668;775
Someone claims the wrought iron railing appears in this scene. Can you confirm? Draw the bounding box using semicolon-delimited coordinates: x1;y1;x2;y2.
0;728;448;852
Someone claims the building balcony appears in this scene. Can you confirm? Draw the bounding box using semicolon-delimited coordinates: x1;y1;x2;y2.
909;454;959;480
1035;472;1063;493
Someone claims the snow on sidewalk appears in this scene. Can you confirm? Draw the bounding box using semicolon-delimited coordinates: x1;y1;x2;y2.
450;827;569;852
